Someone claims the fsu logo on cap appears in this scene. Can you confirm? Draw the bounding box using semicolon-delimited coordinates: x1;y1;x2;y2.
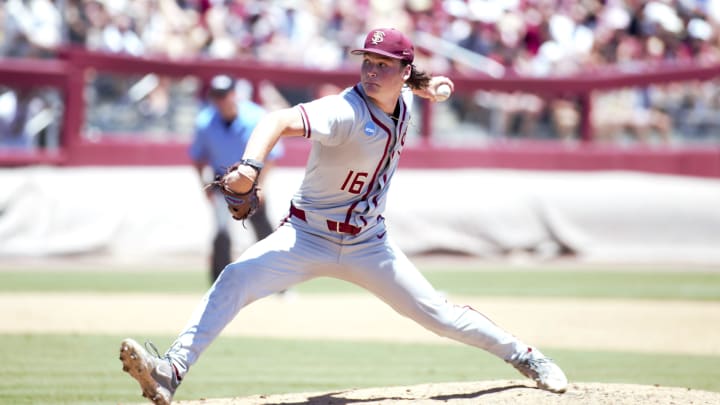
370;31;385;45
350;28;414;63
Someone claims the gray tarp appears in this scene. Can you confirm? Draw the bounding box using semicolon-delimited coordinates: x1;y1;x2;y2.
1;167;719;263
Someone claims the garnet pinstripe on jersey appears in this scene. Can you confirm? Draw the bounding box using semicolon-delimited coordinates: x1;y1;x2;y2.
292;84;413;234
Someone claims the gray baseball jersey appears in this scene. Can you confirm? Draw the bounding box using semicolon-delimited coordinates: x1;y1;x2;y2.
169;84;529;374
291;83;412;237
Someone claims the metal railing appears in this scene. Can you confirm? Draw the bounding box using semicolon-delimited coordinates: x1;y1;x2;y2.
1;48;719;177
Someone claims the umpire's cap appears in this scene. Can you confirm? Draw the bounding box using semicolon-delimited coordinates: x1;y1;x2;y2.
351;28;414;63
208;75;236;98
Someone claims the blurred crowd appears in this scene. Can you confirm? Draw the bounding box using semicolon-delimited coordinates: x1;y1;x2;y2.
3;0;720;147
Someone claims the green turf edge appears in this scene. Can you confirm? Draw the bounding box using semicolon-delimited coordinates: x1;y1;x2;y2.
1;269;720;300
0;334;716;405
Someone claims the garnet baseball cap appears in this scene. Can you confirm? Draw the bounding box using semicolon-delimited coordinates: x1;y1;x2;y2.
351;28;414;63
208;74;236;97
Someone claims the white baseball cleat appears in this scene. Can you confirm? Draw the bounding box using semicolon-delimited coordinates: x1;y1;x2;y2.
508;347;568;393
119;338;180;405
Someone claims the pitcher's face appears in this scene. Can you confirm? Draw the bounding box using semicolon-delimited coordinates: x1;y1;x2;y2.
360;54;410;105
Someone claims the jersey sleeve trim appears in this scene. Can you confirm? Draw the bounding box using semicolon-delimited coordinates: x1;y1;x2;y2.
298;105;312;139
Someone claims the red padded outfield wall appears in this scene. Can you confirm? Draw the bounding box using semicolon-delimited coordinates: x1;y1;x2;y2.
1;48;719;177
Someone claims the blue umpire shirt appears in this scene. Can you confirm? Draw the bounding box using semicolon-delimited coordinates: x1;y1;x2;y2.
189;100;284;176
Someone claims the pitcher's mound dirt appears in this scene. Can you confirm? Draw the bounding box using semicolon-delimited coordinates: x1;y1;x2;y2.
173;380;719;404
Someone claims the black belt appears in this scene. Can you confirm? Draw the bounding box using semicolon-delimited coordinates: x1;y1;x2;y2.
289;204;361;235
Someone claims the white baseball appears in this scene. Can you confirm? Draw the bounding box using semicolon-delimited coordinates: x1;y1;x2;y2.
435;84;452;102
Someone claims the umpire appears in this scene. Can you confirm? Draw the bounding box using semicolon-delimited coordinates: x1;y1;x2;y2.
189;74;284;282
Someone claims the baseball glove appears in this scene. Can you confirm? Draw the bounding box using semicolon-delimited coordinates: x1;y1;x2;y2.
208;161;261;221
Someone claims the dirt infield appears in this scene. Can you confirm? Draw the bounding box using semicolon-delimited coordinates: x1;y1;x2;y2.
171;381;720;404
3;292;719;355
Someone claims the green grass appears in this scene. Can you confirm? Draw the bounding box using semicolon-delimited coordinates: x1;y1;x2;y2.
0;334;717;405
1;268;720;300
1;264;718;404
